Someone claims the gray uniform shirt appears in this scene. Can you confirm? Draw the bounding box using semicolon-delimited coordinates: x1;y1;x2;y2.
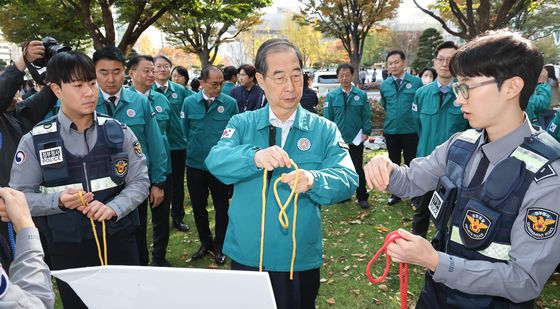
9;111;149;220
388;117;560;303
0;227;54;309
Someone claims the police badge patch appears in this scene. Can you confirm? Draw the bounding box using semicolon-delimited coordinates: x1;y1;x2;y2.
462;209;491;240
39;146;63;166
133;141;143;157
114;159;128;177
525;208;558;240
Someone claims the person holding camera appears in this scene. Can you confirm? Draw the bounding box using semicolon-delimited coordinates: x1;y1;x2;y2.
0;40;58;266
10;51;150;309
0;187;55;309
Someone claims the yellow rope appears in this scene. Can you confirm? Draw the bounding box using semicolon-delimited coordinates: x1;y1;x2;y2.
259;161;300;280
78;190;107;266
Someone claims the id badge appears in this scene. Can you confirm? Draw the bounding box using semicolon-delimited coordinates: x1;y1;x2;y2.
429;191;444;219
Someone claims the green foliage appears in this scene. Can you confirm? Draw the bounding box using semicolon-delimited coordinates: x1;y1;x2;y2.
534;36;560;64
0;0;92;50
510;1;560;39
157;0;271;67
412;28;443;72
362;29;394;66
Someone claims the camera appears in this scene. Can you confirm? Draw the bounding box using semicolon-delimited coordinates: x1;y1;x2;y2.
32;37;71;67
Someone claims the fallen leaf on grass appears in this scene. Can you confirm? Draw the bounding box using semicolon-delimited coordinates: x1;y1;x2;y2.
351;289;360;296
327;297;336;305
378;284;389;292
351;253;366;258
350;220;362;224
343;265;351;271
320;278;328;283
375;225;390;233
327;279;335;284
343;228;351;235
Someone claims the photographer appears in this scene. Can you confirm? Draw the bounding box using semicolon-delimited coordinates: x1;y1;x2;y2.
0;187;55;309
0;40;58;266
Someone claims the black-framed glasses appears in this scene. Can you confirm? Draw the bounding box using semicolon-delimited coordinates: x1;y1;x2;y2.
266;72;303;85
451;79;497;99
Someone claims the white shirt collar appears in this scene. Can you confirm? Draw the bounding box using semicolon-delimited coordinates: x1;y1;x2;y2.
100;88;122;105
154;80;169;89
268;106;296;125
135;88;150;97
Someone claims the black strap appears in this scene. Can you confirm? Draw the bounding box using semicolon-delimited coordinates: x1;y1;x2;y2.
469;150;490;188
267;125;276;186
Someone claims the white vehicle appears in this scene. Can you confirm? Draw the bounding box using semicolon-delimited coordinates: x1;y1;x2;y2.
312;71;340;97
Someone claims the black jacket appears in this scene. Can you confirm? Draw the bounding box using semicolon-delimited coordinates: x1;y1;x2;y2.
0;65;57;187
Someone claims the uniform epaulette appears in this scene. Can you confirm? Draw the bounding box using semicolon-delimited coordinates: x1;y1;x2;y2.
456;129;482;144
31;118;57;136
511;131;560;181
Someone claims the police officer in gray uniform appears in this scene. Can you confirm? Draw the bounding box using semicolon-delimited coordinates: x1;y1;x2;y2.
0;187;54;309
10;51;149;308
365;30;560;308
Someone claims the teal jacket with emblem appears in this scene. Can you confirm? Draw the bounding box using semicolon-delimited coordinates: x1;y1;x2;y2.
412;81;469;157
546;110;560;142
205;106;358;271
526;83;552;125
221;81;236;96
132;85;178;175
181;91;239;170
151;81;189;151
95;87;167;184
380;73;423;134
323;85;372;144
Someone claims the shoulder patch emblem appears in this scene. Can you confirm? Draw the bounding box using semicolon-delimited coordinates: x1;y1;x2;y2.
155;105;163;113
221;128;235;139
39;147;63;166
549;122;557;133
0;268;8;299
297;138;311;151
14;150;26;165
217;106;225;113
172;93;178;99
462;209;491;240
525;208;558;240
406;83;412;89
127;109;136;118
133;141;143;157
114;158;128;177
353;95;360;101
534;164;557;183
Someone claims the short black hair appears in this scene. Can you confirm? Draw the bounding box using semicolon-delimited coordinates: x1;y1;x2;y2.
336;63;354;75
171;65;190;82
255;39;303;76
223;66;238;81
127;55;154;71
386;50;405;61
45;51;96;86
434;41;459;58
449;29;543;110
200;65;222;81
25;79;35;88
154;55;172;66
238;64;256;79
190;78;201;92
92;45;125;64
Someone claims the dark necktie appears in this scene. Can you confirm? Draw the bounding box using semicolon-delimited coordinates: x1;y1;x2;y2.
106;96;117;117
439;85;449;107
157;85;167;94
468;150;490;188
205;98;213;112
395;78;401;92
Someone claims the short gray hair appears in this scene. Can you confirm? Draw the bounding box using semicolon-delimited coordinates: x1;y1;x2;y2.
255;39;303;76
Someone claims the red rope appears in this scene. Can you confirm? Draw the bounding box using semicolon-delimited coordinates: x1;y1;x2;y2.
366;231;409;309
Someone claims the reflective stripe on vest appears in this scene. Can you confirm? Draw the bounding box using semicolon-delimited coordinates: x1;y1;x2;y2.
510;146;548;173
40;182;83;194
450;225;511;261
32;122;58;136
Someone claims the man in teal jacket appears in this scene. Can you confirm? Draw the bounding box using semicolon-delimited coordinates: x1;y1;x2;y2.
380;50;423;205
92;46;168;265
411;41;469;238
206;39;358;309
182;65;239;265
324;63;372;209
153;55;191;232
526;69;552;126
221;65;237;96
129;54;181;267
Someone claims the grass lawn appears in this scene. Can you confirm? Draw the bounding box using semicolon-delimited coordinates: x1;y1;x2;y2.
53;148;560;308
